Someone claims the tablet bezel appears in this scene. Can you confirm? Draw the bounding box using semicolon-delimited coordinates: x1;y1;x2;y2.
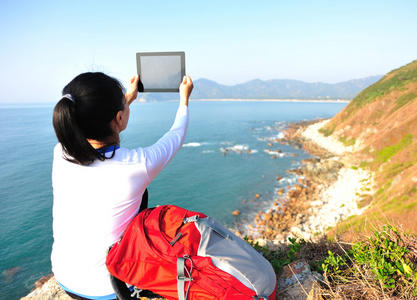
136;52;186;93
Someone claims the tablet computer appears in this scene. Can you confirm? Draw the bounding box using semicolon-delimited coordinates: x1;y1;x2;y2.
136;52;185;92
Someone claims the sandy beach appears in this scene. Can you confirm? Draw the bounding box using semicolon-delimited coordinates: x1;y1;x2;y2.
295;120;373;238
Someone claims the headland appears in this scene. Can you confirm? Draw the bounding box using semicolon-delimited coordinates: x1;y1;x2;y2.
236;119;373;243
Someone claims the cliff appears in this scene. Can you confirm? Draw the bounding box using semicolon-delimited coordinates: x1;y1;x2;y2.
317;59;417;233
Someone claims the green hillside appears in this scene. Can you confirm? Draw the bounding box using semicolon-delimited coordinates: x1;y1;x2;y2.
320;60;417;233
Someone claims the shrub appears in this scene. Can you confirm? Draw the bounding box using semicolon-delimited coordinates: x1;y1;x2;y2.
322;225;417;298
319;123;335;137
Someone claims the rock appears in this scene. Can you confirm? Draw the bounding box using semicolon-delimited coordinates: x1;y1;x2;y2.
301;158;320;164
264;212;273;221
35;274;54;288
21;276;72;300
232;210;240;216
275;234;285;241
277;259;323;300
3;266;22;277
278;259;311;290
22;275;167;300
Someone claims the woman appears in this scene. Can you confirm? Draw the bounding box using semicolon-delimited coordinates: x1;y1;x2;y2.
51;72;193;299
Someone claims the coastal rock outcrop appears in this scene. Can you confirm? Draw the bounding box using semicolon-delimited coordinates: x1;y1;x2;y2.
276;259;324;300
24;266;324;300
21;275;71;300
242;118;373;244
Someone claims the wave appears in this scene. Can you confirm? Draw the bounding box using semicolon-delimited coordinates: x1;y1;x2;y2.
264;149;286;157
183;142;202;147
220;144;251;154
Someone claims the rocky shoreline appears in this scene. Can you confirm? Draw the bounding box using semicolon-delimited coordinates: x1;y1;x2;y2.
240;119;373;244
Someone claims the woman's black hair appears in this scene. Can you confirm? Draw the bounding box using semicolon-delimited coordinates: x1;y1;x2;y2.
53;72;125;165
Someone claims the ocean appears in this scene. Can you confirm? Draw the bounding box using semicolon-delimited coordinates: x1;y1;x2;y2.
0;100;347;299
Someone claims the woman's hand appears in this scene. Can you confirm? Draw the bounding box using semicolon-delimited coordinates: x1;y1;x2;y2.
125;75;139;105
179;75;193;106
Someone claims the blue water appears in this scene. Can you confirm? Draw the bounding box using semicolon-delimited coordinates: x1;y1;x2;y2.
0;100;347;299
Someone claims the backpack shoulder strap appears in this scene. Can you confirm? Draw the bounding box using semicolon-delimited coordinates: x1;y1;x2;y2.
177;256;194;300
138;188;149;212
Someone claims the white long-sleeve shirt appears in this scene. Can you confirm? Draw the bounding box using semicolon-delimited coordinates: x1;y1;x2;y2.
51;105;189;299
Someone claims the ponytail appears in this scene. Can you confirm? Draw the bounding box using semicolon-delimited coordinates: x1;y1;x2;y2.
53;96;103;165
52;72;125;166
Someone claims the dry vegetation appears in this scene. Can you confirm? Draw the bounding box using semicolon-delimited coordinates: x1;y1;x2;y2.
248;220;417;299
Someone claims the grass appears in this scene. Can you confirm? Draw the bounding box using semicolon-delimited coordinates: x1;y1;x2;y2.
319;123;335;137
339;136;356;147
357;194;373;209
321;60;417;134
245;236;306;273
382;162;414;179
396;92;417;109
344;60;417;119
247;224;417;299
376;134;413;164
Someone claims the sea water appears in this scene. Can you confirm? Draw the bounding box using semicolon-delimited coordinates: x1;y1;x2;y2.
0;100;347;299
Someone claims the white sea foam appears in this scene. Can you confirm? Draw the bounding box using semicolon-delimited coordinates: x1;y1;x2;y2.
232;144;249;150
264;149;286;157
183;142;202;147
220;144;255;154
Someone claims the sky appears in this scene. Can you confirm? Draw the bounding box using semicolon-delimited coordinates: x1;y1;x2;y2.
0;0;416;103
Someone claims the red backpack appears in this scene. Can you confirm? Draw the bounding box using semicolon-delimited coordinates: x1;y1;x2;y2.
106;205;277;300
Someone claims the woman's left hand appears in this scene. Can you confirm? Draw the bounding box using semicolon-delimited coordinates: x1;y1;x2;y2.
125;75;139;105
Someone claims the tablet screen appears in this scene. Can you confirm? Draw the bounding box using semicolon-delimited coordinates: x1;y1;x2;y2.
136;52;185;92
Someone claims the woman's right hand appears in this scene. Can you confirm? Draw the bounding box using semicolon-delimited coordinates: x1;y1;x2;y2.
126;75;139;105
179;75;193;106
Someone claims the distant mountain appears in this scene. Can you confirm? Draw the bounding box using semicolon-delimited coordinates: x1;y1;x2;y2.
138;75;383;101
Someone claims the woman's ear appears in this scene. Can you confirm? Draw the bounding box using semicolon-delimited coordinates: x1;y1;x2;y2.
117;110;123;124
112;110;123;132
